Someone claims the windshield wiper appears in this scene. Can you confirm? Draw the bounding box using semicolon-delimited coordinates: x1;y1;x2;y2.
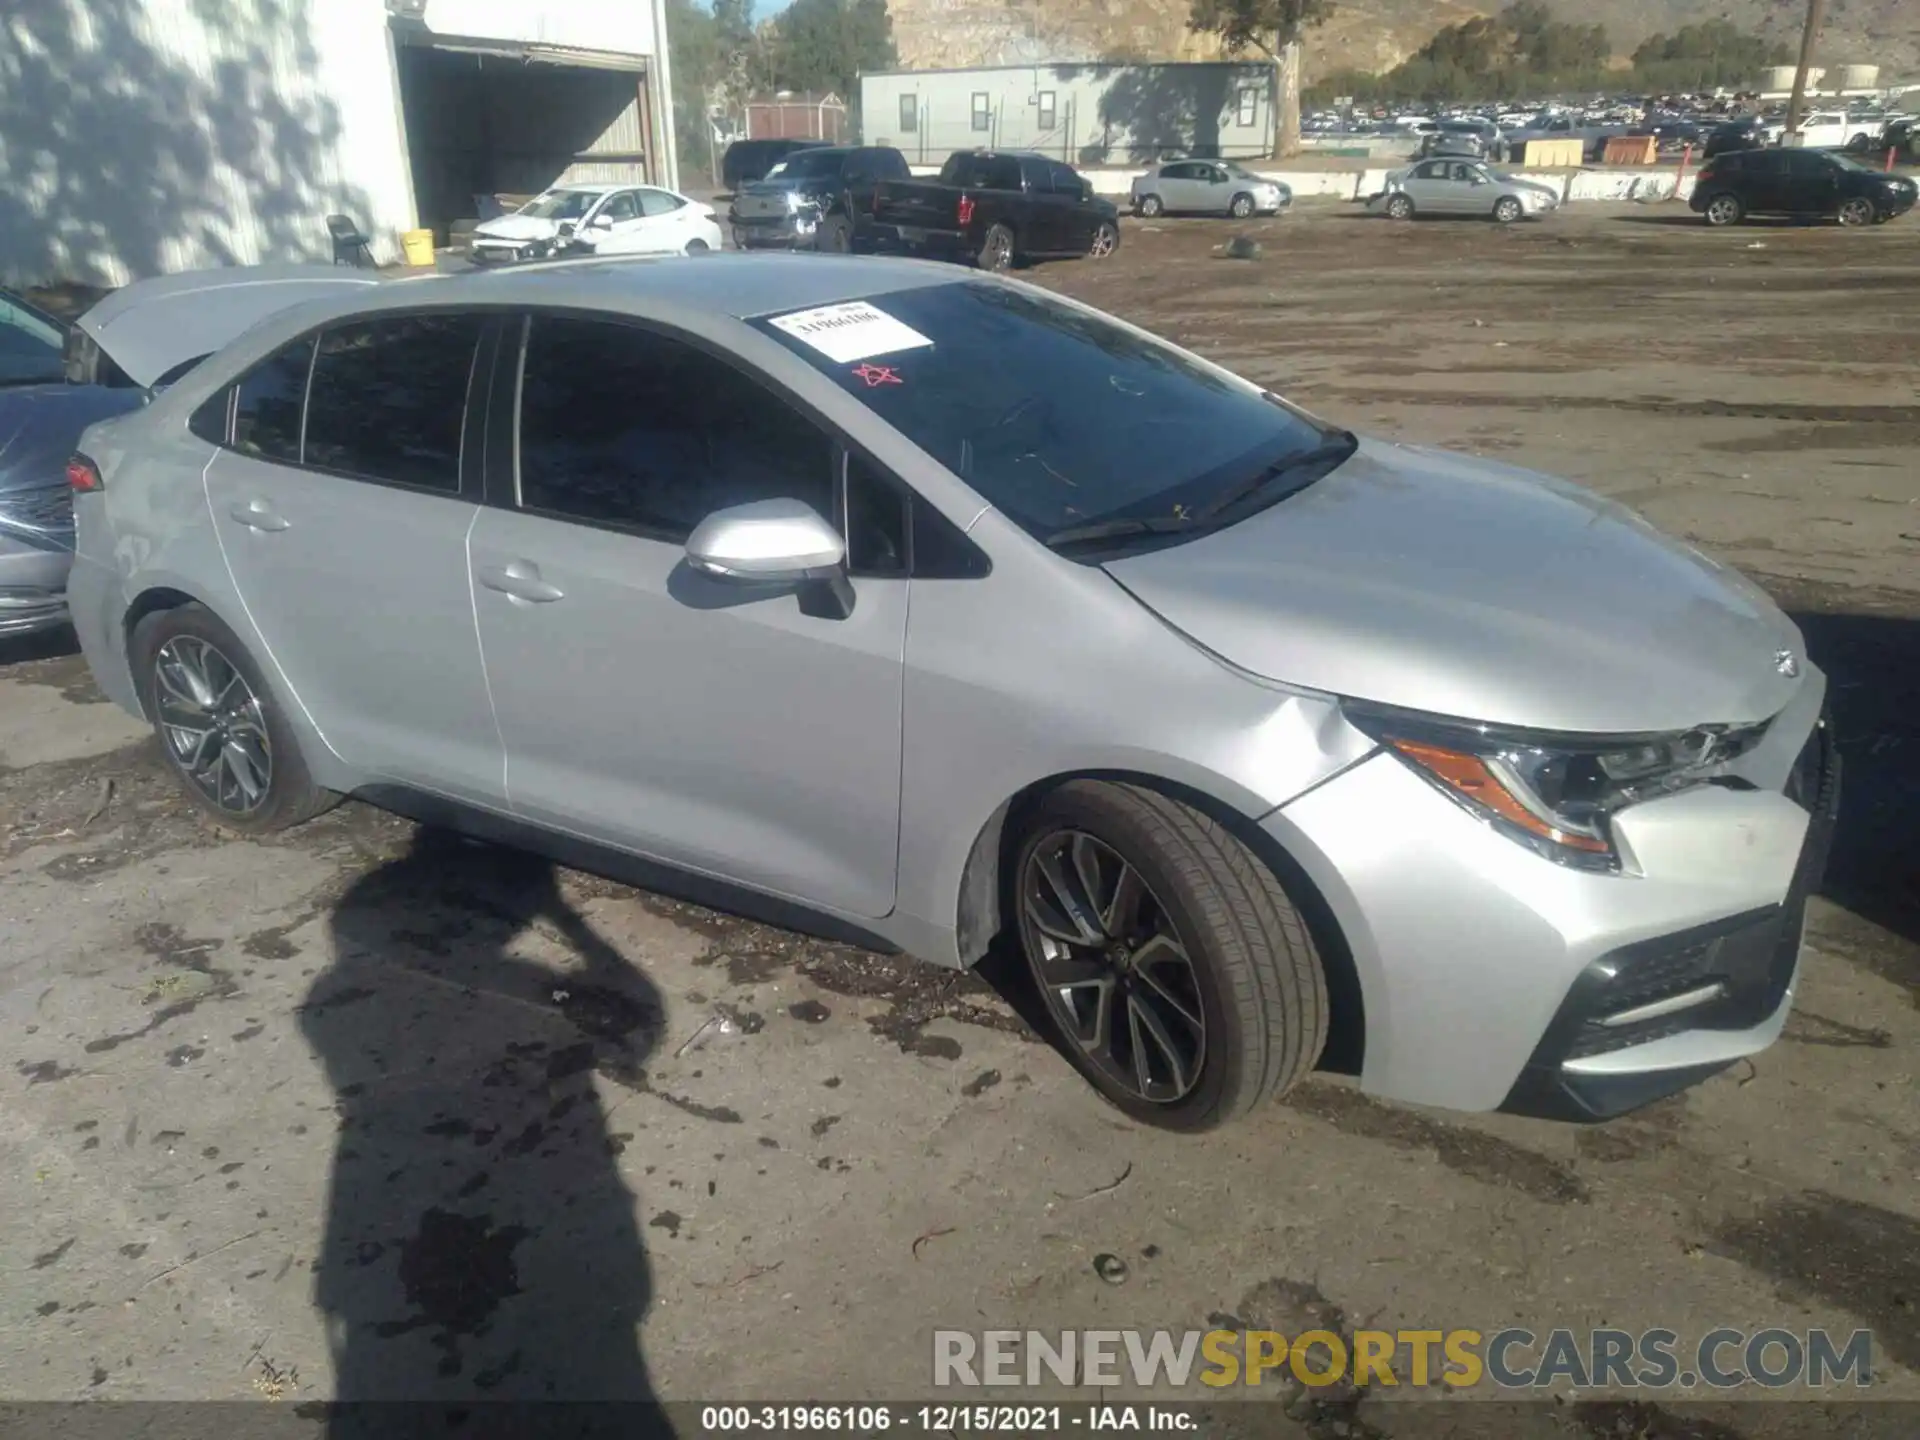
1042;513;1200;552
1190;431;1358;526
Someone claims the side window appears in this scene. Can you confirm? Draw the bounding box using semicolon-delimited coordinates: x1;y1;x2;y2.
876;148;910;180
909;492;990;579
637;188;684;217
899;94;918;133
516;316;833;540
1047;161;1084;197
599;191;639;223
1019;155;1052;192
189;386;232;446
231;335;314;463
1412;161;1444;180
303;313;482;491
844;454;907;577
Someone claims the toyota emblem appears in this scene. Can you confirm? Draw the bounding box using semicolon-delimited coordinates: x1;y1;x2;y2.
1774;649;1799;678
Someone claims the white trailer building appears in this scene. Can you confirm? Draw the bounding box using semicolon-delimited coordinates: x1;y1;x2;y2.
0;0;679;285
859;62;1276;169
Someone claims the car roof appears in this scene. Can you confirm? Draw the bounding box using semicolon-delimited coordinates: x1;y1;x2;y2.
326;252;967;326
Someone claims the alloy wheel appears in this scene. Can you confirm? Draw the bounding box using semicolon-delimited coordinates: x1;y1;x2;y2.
985;229;1012;271
1231;196;1252;218
1706;195;1740;226
153;637;272;815
1019;831;1207;1104
1837;198;1874;227
1089;223;1117;258
1140;195;1163;217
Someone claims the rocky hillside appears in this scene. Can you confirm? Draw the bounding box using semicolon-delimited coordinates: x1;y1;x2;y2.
886;0;1918;83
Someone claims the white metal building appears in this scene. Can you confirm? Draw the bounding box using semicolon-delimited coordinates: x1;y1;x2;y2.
0;0;679;285
859;62;1275;168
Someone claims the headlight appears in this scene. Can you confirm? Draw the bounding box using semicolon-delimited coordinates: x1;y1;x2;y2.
1343;703;1766;871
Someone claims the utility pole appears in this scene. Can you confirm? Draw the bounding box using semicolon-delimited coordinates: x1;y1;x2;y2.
1784;0;1827;140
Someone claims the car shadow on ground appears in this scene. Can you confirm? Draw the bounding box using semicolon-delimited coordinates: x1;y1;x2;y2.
306;829;668;1436
0;624;80;667
1790;606;1920;963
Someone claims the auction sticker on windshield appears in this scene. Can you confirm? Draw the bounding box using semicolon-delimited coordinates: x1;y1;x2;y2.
767;301;934;364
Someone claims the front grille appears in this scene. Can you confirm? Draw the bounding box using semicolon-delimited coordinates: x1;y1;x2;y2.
0;483;73;536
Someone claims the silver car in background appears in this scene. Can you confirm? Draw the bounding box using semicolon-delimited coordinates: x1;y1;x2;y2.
68;253;1835;1133
1370;158;1561;222
1132;161;1293;219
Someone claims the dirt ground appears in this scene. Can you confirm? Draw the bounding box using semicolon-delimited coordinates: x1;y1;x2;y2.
0;202;1915;1433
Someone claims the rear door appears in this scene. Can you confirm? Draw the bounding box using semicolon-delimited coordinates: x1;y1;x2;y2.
200;311;505;805
1160;162;1203;211
1400;160;1453;212
466;313;909;918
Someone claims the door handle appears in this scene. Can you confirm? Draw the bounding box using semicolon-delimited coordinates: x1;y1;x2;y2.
228;499;289;532
477;560;564;604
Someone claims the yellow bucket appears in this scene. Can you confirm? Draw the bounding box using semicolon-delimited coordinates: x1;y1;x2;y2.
400;228;435;266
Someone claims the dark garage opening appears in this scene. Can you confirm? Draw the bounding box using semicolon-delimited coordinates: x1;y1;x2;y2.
394;37;656;245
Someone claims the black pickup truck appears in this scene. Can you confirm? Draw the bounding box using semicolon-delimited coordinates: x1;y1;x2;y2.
870;151;1122;270
728;145;911;252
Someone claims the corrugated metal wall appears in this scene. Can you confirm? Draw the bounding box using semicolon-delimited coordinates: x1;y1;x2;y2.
859;63;1274;167
0;0;663;286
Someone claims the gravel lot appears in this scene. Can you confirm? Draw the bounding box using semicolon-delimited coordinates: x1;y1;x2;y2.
0;202;1914;1432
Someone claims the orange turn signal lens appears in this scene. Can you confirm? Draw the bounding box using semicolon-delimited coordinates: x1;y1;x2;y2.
1389;738;1611;854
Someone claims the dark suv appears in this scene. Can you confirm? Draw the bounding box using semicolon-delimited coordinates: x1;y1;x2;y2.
1691;147;1918;227
727;145;912;251
720;138;828;192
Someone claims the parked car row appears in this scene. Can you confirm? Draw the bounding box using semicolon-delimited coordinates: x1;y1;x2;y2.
60;250;1838;1134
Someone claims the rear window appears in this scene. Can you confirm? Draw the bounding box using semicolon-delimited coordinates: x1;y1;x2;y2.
0;294;64;385
753;282;1333;542
941;154;1022;190
768;150;848;180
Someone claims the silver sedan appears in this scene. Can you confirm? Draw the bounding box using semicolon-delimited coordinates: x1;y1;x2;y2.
1132;161;1292;219
68;253;1830;1133
1369;159;1561;222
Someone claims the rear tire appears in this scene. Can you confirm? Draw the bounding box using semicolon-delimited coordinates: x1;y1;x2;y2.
1011;781;1329;1132
1138;194;1164;218
131;604;336;835
1384;193;1415;221
685;237;711;254
977;222;1015;272
1229;193;1254;219
1703;192;1744;227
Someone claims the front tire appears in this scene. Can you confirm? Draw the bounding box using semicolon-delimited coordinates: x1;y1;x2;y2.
1384;193;1415;221
1087;220;1119;259
1138;194;1164;218
1702;192;1744;227
1492;196;1523;224
131;603;335;834
1836;196;1876;227
1229;193;1254;219
1012;781;1329;1132
977;222;1015;272
816;216;853;253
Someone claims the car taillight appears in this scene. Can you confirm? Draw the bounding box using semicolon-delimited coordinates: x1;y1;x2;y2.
957;193;975;227
66;454;103;494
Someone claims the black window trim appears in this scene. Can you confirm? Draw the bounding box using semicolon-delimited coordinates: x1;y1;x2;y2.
489;305;989;580
196;304;503;503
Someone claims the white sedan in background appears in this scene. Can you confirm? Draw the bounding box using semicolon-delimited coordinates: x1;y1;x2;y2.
469;183;724;264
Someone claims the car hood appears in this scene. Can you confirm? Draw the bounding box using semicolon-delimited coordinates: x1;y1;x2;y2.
0;383;147;493
1101;439;1805;735
473;214;562;242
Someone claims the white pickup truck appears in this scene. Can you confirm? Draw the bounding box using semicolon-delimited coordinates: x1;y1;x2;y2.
1791;112;1883;151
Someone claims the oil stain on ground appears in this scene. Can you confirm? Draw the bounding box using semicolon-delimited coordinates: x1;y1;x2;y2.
1285;1081;1589;1205
1708;1190;1920;1371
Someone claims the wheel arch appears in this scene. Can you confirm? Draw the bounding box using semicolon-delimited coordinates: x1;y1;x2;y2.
123;585;215;718
955;767;1366;1076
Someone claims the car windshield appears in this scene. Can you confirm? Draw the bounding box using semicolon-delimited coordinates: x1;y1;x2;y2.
1826;152;1880;174
753;282;1342;544
520;190;599;220
0;293;66;386
765;151;842;180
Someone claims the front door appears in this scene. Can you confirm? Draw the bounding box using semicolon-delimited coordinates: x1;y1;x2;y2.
201;312;504;804
1018;155;1067;252
468;313;909;919
1782;151;1839;216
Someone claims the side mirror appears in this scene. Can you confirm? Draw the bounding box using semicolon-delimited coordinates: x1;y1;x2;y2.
685;498;854;617
588;214;614;229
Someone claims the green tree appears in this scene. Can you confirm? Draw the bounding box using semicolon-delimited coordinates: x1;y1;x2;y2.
664;0;721;181
1187;0;1337;158
767;0;896;103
